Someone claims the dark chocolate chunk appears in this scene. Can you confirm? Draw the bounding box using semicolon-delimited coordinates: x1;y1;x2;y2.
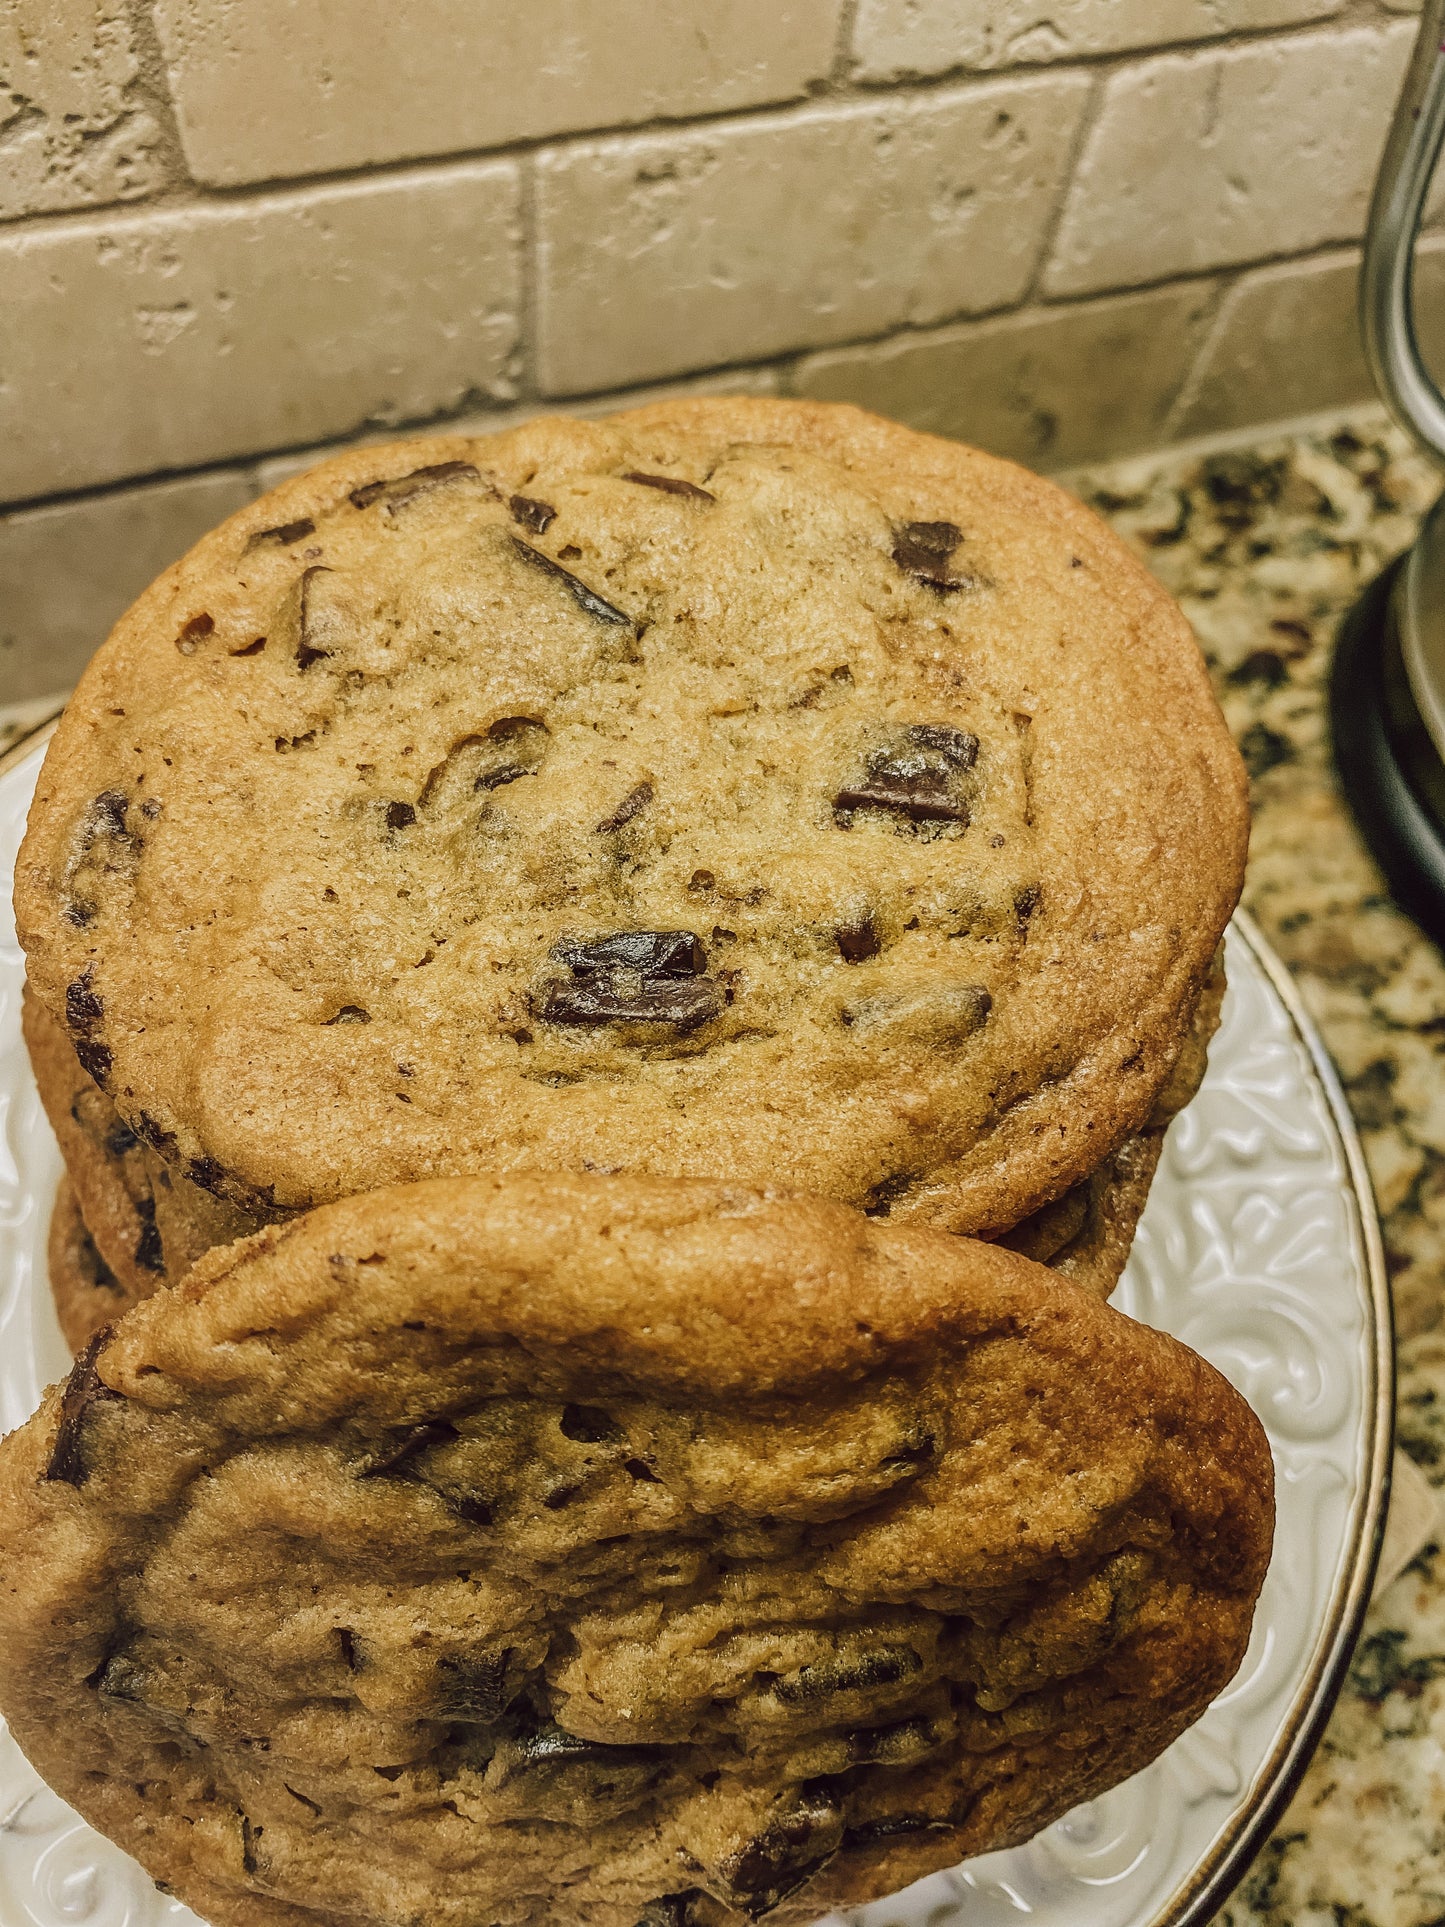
555;930;705;979
836;916;879;964
844;1815;951;1845
847;1716;943;1767
542;978;723;1032
441;1492;495;1527
360;1419;460;1477
44;1327;120;1486
559;1404;625;1445
510;535;636;630
244;517;315;552
516;1721;619;1766
94;1651;148;1703
509;494;557;534
385;801;417;831
543;1482;583;1510
622;471;716;504
596;781;654;834
435;1649;515;1724
186;1156;227;1196
336;1628;361;1671
134;1200;164;1275
66;967;104;1035
240;1816;261;1875
864;1172;914;1219
715;1790;845;1917
174;613;215;655
834;728;978;826
892;520;966;590
1015;883;1041;932
74;1039;113;1087
284;1783;322;1817
349;462;482;511
134;1112;179;1159
295;565;334;672
230;637;267;657
324;1005;371;1025
633;1892;708;1927
625;1458;662;1482
764;1644;921;1707
476;763;532;791
90;791;130;840
907;724;978;769
489;715;546;740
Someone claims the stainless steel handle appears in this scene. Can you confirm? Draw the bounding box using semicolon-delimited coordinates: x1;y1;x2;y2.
1362;0;1445;463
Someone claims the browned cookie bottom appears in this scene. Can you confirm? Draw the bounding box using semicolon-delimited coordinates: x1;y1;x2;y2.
46;1176;131;1351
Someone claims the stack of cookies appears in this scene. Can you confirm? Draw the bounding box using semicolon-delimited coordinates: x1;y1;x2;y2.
0;399;1265;1927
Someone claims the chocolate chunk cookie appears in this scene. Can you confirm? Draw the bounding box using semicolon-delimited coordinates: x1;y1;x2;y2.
47;1177;127;1351
0;1173;1270;1927
16;400;1247;1236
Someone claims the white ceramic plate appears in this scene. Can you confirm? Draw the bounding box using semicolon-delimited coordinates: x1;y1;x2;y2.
0;724;1391;1927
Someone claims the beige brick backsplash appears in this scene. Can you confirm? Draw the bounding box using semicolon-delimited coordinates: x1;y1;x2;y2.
1169;242;1445;442
793;284;1218;470
0;163;520;501
0;468;253;700
0;0;167;219
1046;23;1414;295
850;0;1345;86
535;76;1090;396
151;0;842;188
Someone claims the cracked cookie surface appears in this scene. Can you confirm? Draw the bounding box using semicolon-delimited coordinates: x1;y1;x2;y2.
16;399;1246;1231
0;1172;1272;1927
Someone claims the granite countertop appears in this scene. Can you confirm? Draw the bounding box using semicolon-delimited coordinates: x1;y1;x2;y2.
4;413;1444;1924
1073;414;1445;1927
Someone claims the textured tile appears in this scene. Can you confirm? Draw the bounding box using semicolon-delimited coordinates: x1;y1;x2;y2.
0;0;166;218
1047;24;1415;295
152;0;842;186
794;283;1217;468
0;469;254;702
535;76;1089;395
851;0;1346;84
0;163;521;501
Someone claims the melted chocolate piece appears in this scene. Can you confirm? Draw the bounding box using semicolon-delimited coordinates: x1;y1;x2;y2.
337;1628;361;1671
634;1892;708;1927
835;916;879;964
66;967;103;1034
864;1172;914;1219
763;1644;921;1707
596;781;654;833
516;1721;620;1766
134;1112;179;1159
295;565;334;672
892;520;965;590
622;471;716;504
555;931;704;978
715;1791;845;1917
361;1419;460;1477
186;1156;227;1196
74;1039;112;1086
134;1200;164;1274
559;1404;626;1445
477;763;532;791
244;517;315;552
847;1716;942;1767
174;613;214;655
510;535;636;630
436;1649;515;1724
349;462;482;511
325;1005;371;1025
44;1327;120;1486
542;978;722;1033
509;494;557;534
385;801;417;831
231;637;267;657
835;726;979;825
844;1815;951;1845
90;791;130;840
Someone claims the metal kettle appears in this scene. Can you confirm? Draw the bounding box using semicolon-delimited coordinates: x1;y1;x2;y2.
1333;0;1445;938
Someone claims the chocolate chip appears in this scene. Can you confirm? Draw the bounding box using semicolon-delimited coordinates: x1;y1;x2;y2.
596;781;653;834
360;1418;460;1477
558;543;582;560
66;967;103;1034
559;1404;625;1444
436;1649;516;1724
688;870;715;893
836;916;879;964
349;462;482;511
625;1458;662;1482
907;724;978;768
1015;884;1040;933
74;1039;113;1087
89;791;130;840
134;1112;178;1159
93;1651;148;1702
105;1117;139;1158
186;1156;227;1196
476;763;532;791
555;931;705;978
44;1327;121;1486
633;1893;709;1927
174;613;214;655
864;1172;914;1219
284;1784;322;1817
134;1201;164;1275
834;728;979;826
543;1483;582;1510
325;1005;371;1025
509;494;557;534
336;1628;361;1671
385;801;416;831
510;535;636;630
622;471;716;503
844;1816;951;1845
715;1790;845;1916
240;1817;261;1875
139;799;162;820
892;520;966;590
542;978;723;1033
295;565;334;672
244;517;315;552
516;1722;621;1766
847;1716;942;1767
764;1644;921;1706
230;637;267;657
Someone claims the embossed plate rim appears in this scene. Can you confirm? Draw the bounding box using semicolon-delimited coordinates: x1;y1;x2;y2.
0;719;1394;1927
1143;907;1394;1927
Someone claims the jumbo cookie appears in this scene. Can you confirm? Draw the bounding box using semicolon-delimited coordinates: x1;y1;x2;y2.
16;398;1248;1233
0;1172;1273;1927
26;974;1222;1338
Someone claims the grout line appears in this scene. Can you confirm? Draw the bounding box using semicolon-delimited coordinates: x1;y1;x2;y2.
829;0;862;89
1019;68;1101;306
1161;274;1242;442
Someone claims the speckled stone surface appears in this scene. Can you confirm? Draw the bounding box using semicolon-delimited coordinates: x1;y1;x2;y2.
1073;412;1445;1927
